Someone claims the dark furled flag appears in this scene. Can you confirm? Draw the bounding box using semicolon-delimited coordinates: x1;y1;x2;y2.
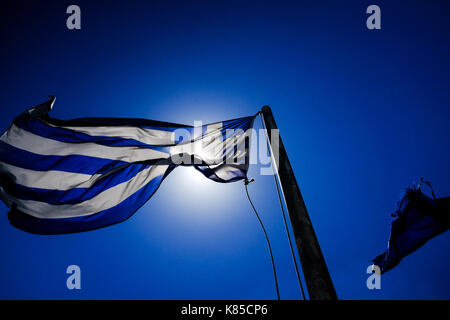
0;96;256;234
372;180;450;273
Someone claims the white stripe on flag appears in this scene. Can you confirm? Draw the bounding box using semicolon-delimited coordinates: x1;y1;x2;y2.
0;162;103;190
1;125;169;163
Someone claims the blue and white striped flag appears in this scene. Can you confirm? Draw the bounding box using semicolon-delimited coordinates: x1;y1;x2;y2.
0;97;255;234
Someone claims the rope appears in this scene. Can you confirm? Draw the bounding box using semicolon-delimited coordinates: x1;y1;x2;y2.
258;112;307;300
244;178;280;300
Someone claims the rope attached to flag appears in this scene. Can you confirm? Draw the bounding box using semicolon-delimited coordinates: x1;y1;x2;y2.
244;177;280;300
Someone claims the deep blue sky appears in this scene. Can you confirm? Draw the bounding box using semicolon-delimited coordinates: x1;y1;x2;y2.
1;0;449;299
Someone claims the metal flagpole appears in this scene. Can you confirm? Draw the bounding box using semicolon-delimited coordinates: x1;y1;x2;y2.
260;105;337;300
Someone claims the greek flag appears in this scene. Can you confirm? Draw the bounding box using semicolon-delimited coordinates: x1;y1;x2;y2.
0;96;255;234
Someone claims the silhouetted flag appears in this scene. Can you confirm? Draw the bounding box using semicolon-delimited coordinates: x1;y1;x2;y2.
0;97;256;234
372;181;450;273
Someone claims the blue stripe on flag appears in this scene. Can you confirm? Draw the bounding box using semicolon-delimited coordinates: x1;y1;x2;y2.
0;163;151;205
0;140;127;175
39;114;190;131
7;165;174;234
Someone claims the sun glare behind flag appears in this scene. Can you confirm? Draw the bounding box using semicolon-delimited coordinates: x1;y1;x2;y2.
0;96;256;234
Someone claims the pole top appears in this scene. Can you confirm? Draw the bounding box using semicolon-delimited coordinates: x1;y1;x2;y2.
261;105;271;113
